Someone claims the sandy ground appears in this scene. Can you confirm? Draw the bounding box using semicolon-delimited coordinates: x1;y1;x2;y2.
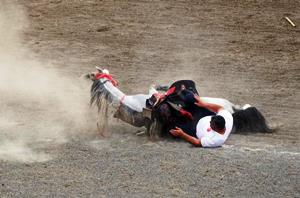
1;0;299;197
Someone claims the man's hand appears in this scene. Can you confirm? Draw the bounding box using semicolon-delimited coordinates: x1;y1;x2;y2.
170;127;184;137
194;94;204;107
170;127;202;147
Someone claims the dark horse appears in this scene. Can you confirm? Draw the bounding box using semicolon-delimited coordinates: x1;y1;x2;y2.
146;80;273;138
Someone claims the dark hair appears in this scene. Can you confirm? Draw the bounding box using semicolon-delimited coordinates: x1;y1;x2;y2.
211;115;225;130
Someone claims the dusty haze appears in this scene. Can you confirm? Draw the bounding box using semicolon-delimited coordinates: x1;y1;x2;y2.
0;1;93;163
0;0;299;197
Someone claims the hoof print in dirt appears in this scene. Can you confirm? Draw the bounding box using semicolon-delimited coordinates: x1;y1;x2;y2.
96;26;111;32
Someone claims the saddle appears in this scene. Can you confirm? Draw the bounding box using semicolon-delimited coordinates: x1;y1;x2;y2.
144;80;215;137
146;80;198;110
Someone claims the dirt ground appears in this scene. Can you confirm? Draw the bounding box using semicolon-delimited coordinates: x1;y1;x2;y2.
1;0;299;197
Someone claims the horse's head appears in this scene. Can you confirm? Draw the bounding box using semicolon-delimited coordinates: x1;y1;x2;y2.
83;67;113;82
95;66;110;75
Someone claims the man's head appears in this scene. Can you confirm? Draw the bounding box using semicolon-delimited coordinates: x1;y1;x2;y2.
210;115;226;134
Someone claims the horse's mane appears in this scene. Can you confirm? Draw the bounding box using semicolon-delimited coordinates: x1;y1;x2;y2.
90;80;114;111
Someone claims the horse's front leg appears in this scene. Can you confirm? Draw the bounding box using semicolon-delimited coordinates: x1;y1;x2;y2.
97;97;110;137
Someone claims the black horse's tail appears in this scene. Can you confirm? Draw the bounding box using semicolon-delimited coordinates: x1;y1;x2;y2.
232;107;273;133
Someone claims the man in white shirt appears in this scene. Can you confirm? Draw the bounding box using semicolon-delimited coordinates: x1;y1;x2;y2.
170;95;233;147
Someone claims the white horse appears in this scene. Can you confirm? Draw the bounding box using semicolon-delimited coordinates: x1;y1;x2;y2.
86;68;271;135
88;69;247;113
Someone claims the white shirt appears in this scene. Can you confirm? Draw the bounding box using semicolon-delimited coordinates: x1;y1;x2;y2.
196;109;233;148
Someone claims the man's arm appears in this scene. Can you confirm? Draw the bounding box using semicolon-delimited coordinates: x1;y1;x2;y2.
194;95;223;113
170;127;202;147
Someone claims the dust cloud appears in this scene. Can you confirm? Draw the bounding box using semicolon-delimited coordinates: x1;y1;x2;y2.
0;1;93;162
